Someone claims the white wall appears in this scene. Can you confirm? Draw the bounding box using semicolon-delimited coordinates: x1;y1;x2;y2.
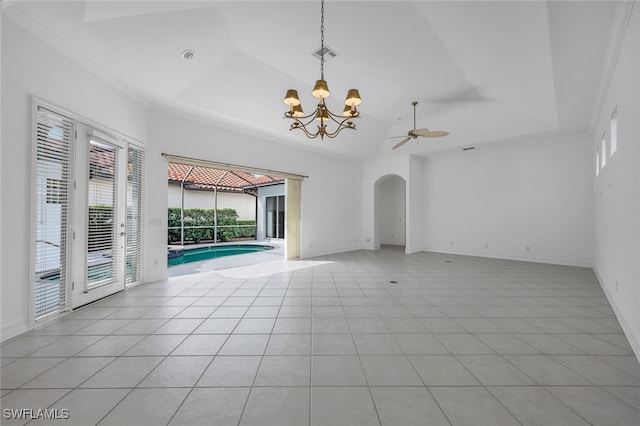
256;184;285;241
146;110;363;280
1;11;363;339
375;175;406;246
1;17;148;339
592;4;640;357
421;135;593;267
167;184;256;221
406;156;423;254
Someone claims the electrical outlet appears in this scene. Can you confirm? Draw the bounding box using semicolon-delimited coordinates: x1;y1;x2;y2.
526;246;531;252
450;241;454;246
153;258;158;265
485;243;489;249
365;238;370;242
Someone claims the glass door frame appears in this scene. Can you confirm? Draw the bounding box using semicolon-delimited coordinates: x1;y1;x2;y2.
71;124;127;308
265;195;285;239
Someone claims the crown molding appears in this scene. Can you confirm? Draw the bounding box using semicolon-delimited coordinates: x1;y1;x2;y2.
6;5;151;109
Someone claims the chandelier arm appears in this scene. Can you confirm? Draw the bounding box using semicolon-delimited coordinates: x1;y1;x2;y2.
323;119;357;138
286;109;356;139
285;104;358;132
286;113;324;139
291;122;322;139
283;106;323;123
323;108;358;126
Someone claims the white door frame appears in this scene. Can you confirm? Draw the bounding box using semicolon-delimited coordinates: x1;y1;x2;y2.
71;124;127;308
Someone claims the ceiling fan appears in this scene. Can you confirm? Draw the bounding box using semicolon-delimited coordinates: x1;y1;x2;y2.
390;101;449;149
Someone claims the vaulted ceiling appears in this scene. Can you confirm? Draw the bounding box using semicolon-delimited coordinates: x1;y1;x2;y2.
3;1;618;160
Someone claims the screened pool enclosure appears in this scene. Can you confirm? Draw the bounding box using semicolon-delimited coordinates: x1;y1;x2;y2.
167;161;285;246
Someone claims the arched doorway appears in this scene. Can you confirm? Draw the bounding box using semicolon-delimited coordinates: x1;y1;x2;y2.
374;174;406;250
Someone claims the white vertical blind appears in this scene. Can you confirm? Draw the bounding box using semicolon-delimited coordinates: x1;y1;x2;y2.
86;139;117;287
34;107;73;319
126;146;144;285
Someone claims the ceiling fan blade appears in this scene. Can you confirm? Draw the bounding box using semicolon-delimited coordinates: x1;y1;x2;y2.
388;135;409;139
423;130;450;138
411;128;431;137
392;137;411;150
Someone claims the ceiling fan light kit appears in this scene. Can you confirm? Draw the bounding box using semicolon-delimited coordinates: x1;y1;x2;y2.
283;0;362;139
391;101;450;150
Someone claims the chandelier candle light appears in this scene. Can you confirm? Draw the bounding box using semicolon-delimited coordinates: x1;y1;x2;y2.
283;0;362;139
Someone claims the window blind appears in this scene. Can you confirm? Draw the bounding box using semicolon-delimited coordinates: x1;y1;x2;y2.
34;107;73;319
86;138;117;288
126;146;144;285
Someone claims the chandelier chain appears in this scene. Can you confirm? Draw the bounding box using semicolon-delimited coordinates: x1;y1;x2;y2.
320;0;324;80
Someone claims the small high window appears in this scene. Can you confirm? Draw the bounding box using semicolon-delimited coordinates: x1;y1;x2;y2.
601;133;607;169
610;108;617;156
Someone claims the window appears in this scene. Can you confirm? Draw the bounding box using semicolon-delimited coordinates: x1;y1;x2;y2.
86;139;117;287
266;195;285;239
601;133;607;169
596;147;600;177
33;107;73;319
46;178;65;204
126;146;144;285
610;108;617;156
33;101;145;320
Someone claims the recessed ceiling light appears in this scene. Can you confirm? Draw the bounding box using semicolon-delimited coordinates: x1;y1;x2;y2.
182;50;195;61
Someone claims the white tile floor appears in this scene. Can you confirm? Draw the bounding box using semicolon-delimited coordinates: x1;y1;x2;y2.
2;248;640;425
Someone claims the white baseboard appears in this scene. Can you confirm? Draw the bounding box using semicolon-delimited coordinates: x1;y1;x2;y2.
301;245;362;259
1;319;29;343
594;268;640;362
420;247;592;268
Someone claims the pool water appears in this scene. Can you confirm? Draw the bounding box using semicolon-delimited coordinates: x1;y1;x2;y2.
168;244;274;266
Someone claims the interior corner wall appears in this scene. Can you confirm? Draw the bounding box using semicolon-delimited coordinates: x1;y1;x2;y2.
147;110;363;269
421;135;593;267
592;4;640;358
1;17;148;340
406;155;423;254
376;176;406;246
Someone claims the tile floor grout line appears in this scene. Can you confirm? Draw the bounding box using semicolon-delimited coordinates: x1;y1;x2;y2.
2;250;639;425
233;281;283;426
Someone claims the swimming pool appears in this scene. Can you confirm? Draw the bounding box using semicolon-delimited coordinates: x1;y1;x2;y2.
167;244;275;266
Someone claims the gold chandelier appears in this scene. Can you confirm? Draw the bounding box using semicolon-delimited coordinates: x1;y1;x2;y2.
283;0;362;139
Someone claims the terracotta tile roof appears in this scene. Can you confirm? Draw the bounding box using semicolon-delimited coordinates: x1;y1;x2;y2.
167;162;284;192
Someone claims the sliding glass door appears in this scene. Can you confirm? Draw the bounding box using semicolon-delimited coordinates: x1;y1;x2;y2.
266;195;285;239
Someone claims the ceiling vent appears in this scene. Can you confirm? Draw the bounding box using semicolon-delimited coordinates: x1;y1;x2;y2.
312;45;338;61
